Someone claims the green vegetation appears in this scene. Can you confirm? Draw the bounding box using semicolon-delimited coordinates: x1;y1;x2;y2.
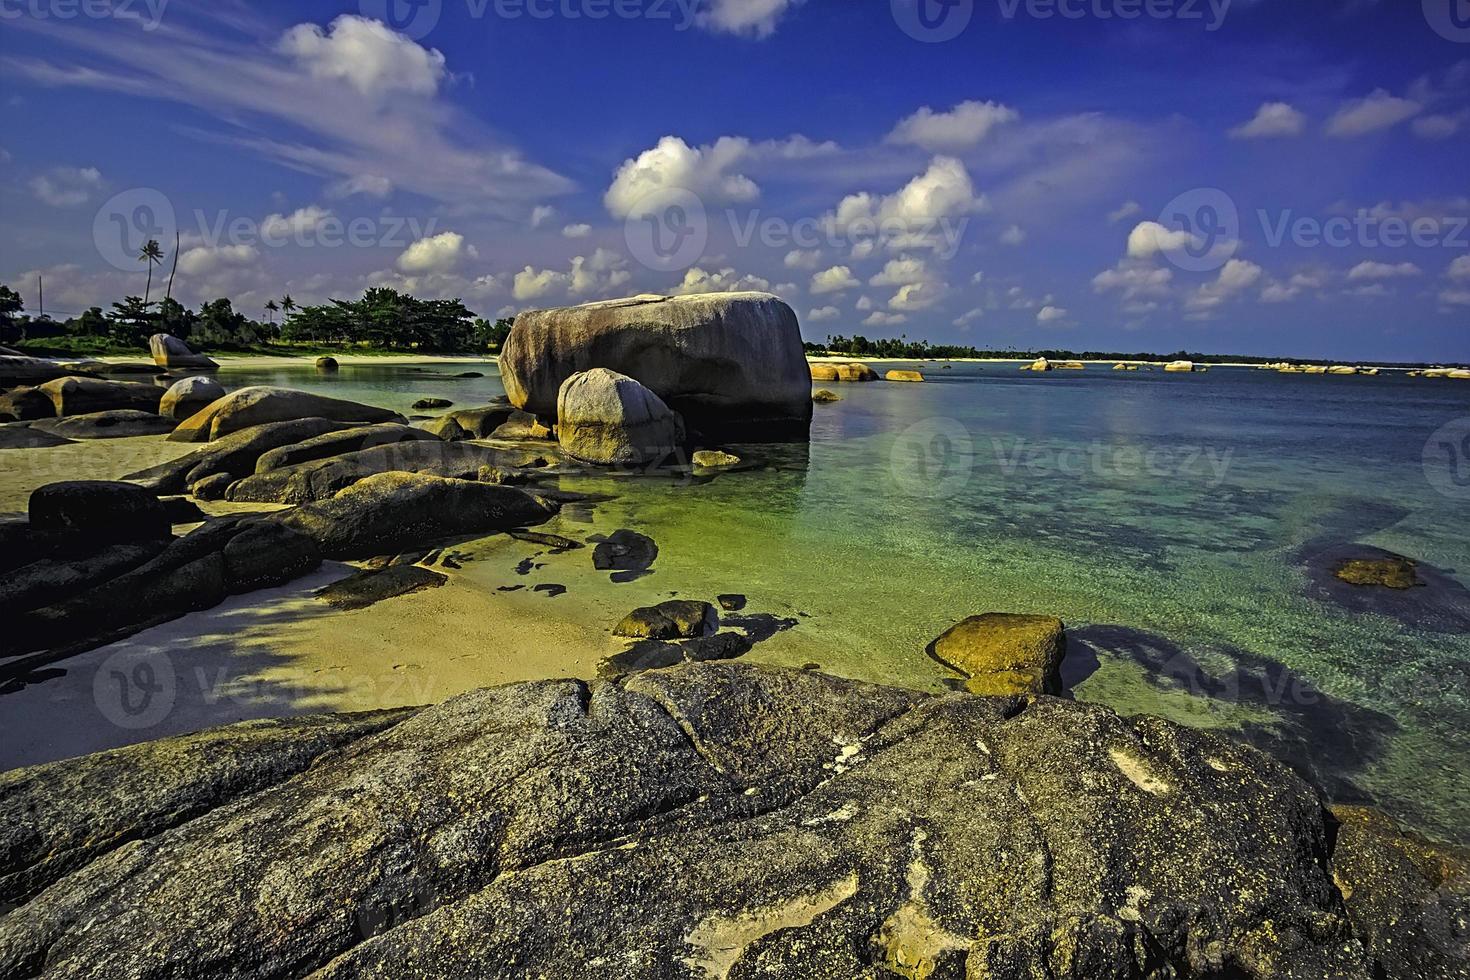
0;281;513;358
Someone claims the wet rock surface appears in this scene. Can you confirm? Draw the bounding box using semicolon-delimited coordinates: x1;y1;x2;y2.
315;565;449;610
928;613;1068;697
0;663;1391;979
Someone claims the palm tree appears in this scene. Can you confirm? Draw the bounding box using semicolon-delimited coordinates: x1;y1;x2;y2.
280;294;297;321
138;240;164;306
265;299;279;324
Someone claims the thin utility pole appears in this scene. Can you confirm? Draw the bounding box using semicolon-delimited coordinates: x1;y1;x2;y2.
38;275;43;319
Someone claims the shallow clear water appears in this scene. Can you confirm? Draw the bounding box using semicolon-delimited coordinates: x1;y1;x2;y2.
217;359;1470;844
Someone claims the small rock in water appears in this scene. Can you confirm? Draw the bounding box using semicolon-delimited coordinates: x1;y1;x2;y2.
315;356;339;372
534;583;567;598
316;566;448;610
614;600;718;640
412;398;454;410
717;593;747;612
592;529;658;581
927;613;1067;698
1335;557;1423;590
811;389;841;403
692;450;741;470
509;530;584;553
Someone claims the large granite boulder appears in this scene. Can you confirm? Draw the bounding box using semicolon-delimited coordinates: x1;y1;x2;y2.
1329;805;1469;980
0;355;88;387
0;386;56;422
810;362;879;382
149;333;218;371
556;368;685;467
27;410;176;439
124;418;363;495
420;403;518;441
501;293;812;441
228;440;527;504
169;386;403;443
28;481;170;543
269;472;556;560
37;376;163;416
0;663;1375;978
159;376;226;421
928;613;1068;696
0;710;414;906
252;423;440;474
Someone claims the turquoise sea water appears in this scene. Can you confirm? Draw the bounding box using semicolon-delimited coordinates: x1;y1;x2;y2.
216;359;1470;844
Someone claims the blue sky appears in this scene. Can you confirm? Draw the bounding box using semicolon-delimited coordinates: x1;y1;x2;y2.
2;0;1468;360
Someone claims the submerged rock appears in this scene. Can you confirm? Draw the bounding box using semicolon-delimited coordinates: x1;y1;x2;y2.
0;663;1377;978
316;356;339;372
692;449;740;470
149;334;218;371
270;472;556;560
169;386;402;443
1335;556;1423;590
556;368;685;467
502;292;812;441
159;376;226;421
316;565;449;610
614;599;719;640
928;613;1068;696
411;397;454;410
811;388;841;403
718;593;747;611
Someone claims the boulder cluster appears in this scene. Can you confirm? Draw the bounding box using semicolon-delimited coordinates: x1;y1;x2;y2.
499;292;812;466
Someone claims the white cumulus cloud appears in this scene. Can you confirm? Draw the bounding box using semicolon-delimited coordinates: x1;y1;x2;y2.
887;100;1019;152
1230;102;1306;139
810;266;861;294
397;231;476;274
278;15;447;100
1327;90;1422;138
29;166;103;207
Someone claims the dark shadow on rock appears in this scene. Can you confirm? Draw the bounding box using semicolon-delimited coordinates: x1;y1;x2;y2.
1072;624;1398;804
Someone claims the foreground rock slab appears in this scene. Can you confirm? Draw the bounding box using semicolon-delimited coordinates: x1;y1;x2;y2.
0;663;1379;978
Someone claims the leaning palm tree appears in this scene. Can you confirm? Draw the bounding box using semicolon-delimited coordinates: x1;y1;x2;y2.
280;294;297;321
265;299;279;324
138;240;164;306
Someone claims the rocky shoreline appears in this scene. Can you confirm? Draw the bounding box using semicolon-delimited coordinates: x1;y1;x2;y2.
1;662;1464;979
2;297;1467;976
